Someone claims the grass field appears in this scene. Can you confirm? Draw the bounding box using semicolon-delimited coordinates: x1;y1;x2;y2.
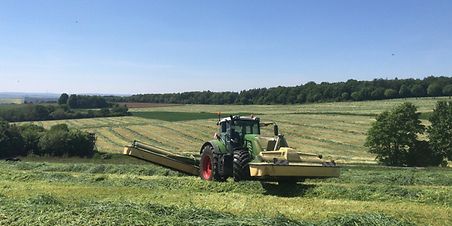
7;97;451;225
17;97;448;163
0;158;450;225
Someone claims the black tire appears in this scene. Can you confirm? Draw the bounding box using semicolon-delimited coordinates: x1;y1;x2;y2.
233;149;251;182
199;145;223;181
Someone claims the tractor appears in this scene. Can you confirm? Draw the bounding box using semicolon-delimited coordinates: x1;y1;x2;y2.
124;115;339;184
199;115;338;183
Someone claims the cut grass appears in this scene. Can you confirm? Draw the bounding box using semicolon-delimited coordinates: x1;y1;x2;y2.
0;161;450;225
132;111;219;121
0;197;415;225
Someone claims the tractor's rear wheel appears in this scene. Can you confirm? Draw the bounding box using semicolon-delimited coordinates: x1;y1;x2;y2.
199;145;223;181
233;149;251;182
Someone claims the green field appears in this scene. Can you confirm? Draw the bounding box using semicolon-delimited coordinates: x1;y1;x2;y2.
6;97;451;225
0;158;450;225
18;97;448;164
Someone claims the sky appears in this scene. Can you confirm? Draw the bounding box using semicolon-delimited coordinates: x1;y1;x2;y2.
0;0;451;94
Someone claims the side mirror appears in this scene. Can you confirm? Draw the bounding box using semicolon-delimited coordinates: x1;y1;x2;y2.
273;125;279;136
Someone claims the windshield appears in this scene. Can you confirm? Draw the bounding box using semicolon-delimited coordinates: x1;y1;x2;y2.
231;120;260;136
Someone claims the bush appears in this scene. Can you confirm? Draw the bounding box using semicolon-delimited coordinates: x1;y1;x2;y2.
38;124;95;157
366;102;449;167
365;103;425;166
0;120;25;158
0;122;96;158
406;140;443;167
18;124;46;155
111;104;129;116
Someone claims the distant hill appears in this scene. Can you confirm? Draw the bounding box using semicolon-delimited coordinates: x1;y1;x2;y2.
0;92;60;99
0;92;59;104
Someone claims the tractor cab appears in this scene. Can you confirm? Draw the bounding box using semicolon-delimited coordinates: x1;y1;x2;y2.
217;115;260;151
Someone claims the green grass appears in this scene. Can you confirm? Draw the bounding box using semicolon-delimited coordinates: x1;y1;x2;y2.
0;160;449;225
0;198;414;225
5;97;452;225
16;97;450;164
132;111;219;121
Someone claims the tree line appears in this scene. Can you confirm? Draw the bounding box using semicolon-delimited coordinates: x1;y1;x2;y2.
106;76;452;104
366;101;452;167
58;93;109;109
0;121;96;158
0;104;129;122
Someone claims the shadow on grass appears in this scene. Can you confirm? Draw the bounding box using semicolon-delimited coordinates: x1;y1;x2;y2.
261;182;316;197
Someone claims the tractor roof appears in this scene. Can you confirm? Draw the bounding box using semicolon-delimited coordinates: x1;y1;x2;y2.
219;115;259;124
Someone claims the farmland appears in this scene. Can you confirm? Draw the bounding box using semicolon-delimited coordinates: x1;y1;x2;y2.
18;97;448;164
5;97;452;225
0;159;451;225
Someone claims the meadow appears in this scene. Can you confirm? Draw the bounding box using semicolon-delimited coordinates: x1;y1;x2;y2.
19;97;448;164
5;97;451;225
0;159;450;225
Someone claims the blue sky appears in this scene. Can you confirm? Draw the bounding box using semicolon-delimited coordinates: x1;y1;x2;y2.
1;0;451;94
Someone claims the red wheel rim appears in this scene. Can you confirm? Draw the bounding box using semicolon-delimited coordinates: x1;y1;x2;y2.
202;155;212;179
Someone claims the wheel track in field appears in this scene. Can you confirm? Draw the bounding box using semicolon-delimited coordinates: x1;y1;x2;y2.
283;127;364;149
106;127;135;145
275;114;372;127
275;119;366;135
147;123;205;143
118;127;179;150
128;125;192;151
281;124;366;148
91;128;124;147
289;137;364;156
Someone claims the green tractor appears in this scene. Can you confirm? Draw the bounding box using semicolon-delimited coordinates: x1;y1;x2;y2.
124;115;339;183
199;115;339;183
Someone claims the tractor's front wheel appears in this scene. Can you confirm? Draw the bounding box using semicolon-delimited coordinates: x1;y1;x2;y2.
233;149;251;182
199;145;223;181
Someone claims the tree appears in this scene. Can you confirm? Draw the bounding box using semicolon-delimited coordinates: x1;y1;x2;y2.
442;84;452;98
111;104;129;115
399;85;411;98
406;140;443;167
410;84;425;97
341;92;350;100
296;93;306;103
384;89;398;99
19;124;46;155
371;88;385;100
0;120;25;158
67;94;78;108
427;83;442;97
428;101;452;161
351;91;362;101
58;93;69;105
365;103;424;166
